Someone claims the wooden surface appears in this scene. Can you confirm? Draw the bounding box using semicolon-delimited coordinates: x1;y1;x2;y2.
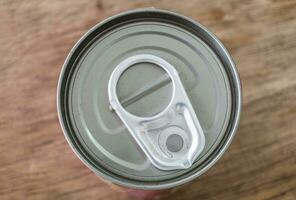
1;0;296;199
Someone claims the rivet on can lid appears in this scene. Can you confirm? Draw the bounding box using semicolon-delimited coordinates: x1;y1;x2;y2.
166;134;184;152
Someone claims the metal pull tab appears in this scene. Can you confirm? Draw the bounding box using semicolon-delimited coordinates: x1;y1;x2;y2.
108;54;205;170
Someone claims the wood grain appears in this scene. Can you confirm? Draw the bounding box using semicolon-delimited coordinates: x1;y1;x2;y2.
1;0;296;199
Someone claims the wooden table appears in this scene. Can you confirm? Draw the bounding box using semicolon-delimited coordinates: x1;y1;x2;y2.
1;0;296;199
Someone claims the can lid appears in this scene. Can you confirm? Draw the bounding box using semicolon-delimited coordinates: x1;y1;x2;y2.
58;9;241;189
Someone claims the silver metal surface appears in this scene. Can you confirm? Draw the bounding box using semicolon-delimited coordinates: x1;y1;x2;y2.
119;74;171;108
57;8;242;190
108;54;205;170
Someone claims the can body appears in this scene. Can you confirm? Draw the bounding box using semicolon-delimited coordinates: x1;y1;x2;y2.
57;8;241;197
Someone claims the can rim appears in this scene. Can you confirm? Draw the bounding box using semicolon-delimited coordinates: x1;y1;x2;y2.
57;8;242;190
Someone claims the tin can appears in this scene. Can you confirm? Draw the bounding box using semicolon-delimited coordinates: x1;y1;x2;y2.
57;8;241;199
